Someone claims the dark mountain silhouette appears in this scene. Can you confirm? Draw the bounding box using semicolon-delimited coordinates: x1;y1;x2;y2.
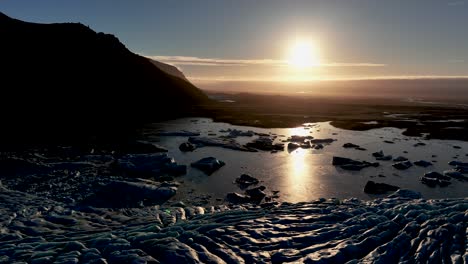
0;12;209;144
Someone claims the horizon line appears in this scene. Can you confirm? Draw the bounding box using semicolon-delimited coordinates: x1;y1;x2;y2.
188;75;468;83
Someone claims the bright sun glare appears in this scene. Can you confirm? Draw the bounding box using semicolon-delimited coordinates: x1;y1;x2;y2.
287;41;320;69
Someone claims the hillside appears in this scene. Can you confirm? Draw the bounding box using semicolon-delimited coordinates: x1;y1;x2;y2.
150;59;189;82
0;12;209;143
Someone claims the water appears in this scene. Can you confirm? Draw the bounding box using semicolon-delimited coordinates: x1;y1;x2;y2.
142;118;468;203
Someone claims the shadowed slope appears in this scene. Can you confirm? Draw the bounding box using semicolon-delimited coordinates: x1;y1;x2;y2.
0;12;209;144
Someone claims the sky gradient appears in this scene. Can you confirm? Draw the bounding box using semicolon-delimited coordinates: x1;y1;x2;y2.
2;0;467;86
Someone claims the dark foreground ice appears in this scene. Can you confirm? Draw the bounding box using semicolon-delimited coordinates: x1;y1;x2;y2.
0;185;466;263
1;118;467;263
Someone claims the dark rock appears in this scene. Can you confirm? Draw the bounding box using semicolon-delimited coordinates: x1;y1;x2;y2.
226;193;251;204
455;165;468;173
420;172;451;187
437;180;451;187
188;136;228;147
332;156;379;170
364;181;400;194
332;157;361;166
309;138;335;144
342;143;366;150
424;171;451;181
116;154;186;177
414;142;426;147
179;142;196;152
448;161;468;166
287;142;300;150
453;146;462;149
189;137;255;152
245;186;267;202
190;157;225;175
383;140;395;144
288;135;313;143
419;177;437;187
444;170;468;180
413;160;432;167
376;155;393;161
245;137;283;151
372;151;385;158
392;161;413;170
393;156;408;162
343;143;360;148
235;174;259;187
224;129;255;138
312;144;324;150
255;132;270;137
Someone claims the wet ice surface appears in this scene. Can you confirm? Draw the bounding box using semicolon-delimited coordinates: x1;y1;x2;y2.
0;186;466;263
1;117;468;263
144;118;468;203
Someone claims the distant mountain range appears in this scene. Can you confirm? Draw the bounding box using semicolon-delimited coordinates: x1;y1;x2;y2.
0;12;209;143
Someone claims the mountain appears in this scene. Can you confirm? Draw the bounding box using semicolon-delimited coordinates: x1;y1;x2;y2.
149;59;189;82
0;12;209;143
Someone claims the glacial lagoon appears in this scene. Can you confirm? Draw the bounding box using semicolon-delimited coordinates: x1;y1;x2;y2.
143;118;468;204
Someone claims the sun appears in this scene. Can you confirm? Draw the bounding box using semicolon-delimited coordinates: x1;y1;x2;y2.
287;40;320;69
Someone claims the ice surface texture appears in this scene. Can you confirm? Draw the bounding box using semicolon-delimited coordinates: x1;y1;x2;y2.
0;186;466;263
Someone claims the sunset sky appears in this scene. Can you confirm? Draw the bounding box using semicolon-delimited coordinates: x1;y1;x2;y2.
2;0;468;86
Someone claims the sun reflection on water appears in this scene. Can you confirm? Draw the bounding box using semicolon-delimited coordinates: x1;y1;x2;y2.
289;126;311;137
286;148;311;202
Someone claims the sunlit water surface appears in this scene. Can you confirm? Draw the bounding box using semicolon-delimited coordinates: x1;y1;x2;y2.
143;118;468;203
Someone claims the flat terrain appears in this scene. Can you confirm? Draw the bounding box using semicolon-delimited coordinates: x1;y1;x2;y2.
201;92;468;141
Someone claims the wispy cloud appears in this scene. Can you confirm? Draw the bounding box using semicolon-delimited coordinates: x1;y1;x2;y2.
321;62;387;67
146;55;386;67
147;56;284;66
188;75;468;83
448;59;465;63
448;0;465;6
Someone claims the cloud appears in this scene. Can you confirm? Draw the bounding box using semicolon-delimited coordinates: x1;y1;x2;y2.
321;62;387;67
448;0;465;6
145;55;386;67
146;56;282;66
188;75;468;83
